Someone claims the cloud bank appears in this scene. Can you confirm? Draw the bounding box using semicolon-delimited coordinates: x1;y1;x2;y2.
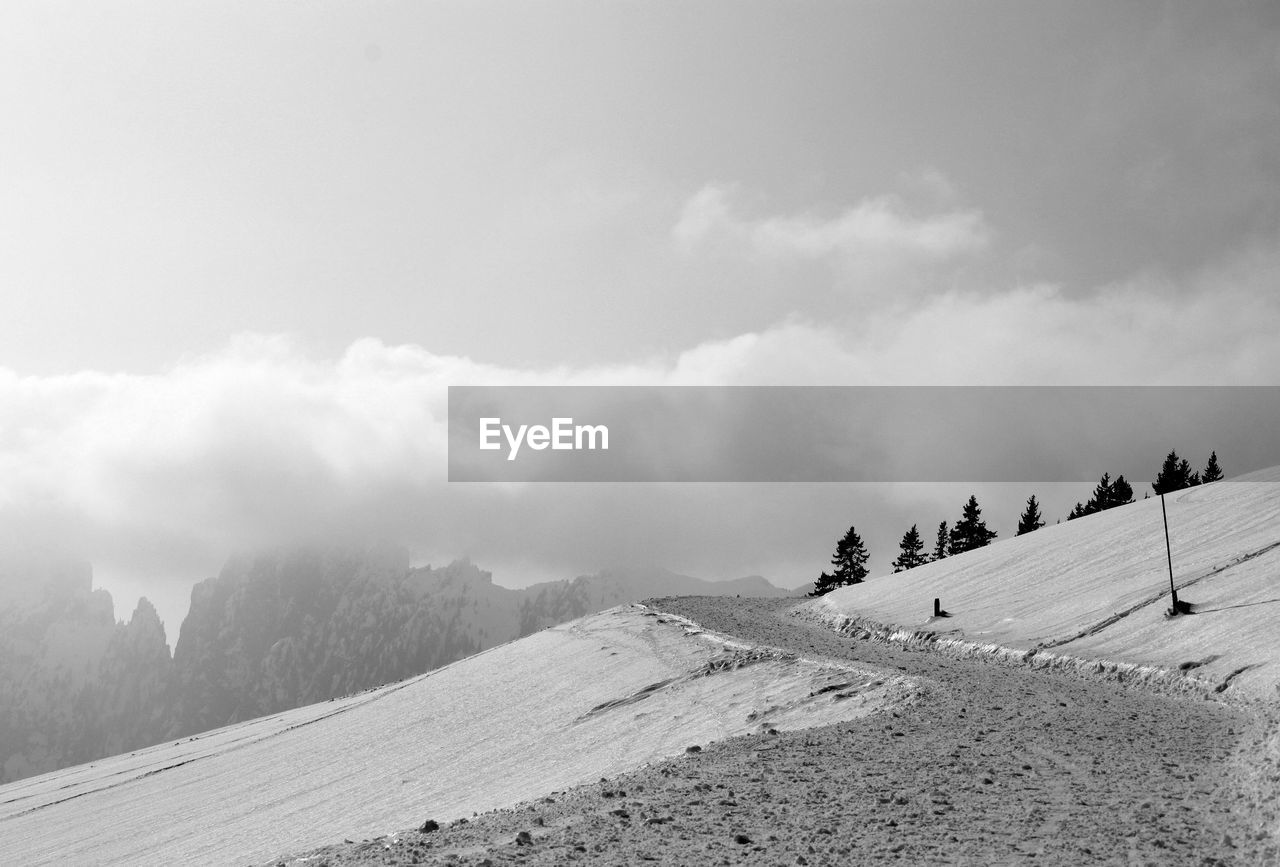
2;183;1278;627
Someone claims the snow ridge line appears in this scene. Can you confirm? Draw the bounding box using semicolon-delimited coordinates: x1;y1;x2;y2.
574;645;807;723
1038;539;1280;650
577;606;914;725
791;604;1235;701
635;603;903;680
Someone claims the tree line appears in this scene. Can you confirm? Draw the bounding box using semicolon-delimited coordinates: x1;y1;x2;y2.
810;448;1223;596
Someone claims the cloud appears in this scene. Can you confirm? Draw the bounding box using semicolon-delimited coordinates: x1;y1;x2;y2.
673;184;990;263
672;185;736;248
2;209;1278;631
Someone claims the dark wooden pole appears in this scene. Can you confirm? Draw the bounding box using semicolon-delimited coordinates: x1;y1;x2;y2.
1160;493;1179;612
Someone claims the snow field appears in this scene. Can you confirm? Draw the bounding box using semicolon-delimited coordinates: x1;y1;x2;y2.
804;467;1280;699
0;604;910;865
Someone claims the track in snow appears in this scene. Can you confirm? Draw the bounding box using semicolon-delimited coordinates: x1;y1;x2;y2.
272;596;1278;866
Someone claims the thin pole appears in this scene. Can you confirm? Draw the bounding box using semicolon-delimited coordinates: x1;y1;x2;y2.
1160;493;1178;611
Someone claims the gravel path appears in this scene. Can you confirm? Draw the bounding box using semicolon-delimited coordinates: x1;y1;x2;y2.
267;597;1279;866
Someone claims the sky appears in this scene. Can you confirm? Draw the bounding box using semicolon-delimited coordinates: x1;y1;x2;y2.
2;1;1279;636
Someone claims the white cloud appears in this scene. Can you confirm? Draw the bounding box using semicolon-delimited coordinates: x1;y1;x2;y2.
2;234;1278;627
673;184;990;263
672;185;736;248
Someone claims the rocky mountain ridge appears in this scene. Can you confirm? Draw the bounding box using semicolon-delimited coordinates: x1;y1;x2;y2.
0;562;172;782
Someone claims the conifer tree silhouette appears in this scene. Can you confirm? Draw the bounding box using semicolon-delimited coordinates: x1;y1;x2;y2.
1201;451;1223;484
1016;495;1044;536
932;520;950;561
949;495;997;554
810;525;869;596
892;524;928;572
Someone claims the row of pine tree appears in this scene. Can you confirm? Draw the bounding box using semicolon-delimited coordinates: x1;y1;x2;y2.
811;449;1223;597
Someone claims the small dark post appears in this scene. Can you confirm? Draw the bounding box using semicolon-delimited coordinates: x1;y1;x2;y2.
1160;493;1179;613
933;597;941;617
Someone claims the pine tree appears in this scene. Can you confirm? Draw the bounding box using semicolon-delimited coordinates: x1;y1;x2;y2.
809;571;841;597
1070;471;1136;520
1153;451;1179;494
892;524;928;573
1153;450;1201;494
932;520;950;561
1087;472;1114;513
1110;474;1134;506
1090;472;1135;512
1202;451;1223;484
810;525;870;596
1015;495;1044;536
949;495;997;554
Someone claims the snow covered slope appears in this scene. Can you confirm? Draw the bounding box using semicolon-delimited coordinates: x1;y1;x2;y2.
0;605;909;866
804;467;1280;698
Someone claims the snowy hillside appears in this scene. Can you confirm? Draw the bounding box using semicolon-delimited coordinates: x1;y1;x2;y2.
804;467;1280;697
0;549;796;785
0;605;909;866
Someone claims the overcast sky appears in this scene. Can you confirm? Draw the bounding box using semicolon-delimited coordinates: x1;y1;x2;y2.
2;1;1279;635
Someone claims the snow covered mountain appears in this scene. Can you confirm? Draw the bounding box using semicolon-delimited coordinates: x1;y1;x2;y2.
0;549;792;783
171;552;794;737
0;604;908;866
804;467;1280;697
3;469;1280;864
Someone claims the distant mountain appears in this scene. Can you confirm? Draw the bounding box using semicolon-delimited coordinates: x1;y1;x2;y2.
0;558;171;782
0;548;791;783
171;550;521;735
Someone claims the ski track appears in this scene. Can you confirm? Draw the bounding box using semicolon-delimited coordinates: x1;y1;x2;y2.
1037;539;1280;651
0;677;416;821
266;596;1280;866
